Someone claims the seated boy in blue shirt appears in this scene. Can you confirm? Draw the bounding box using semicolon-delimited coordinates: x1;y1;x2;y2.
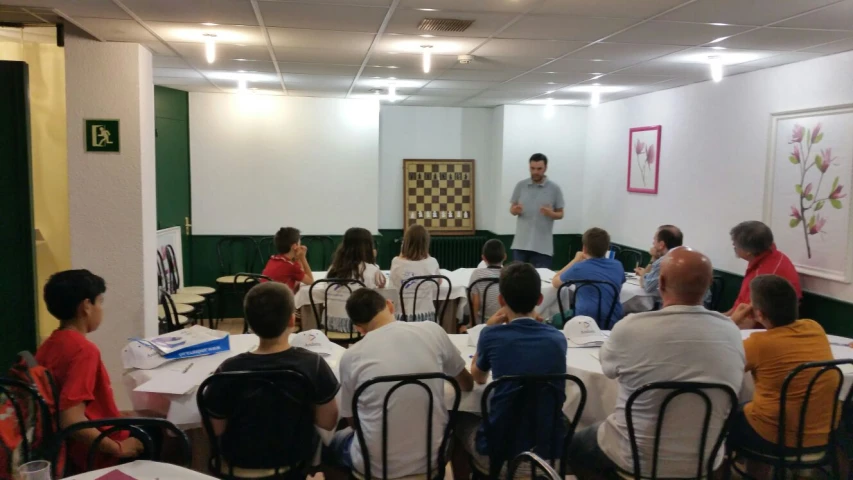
552;227;626;328
452;262;569;477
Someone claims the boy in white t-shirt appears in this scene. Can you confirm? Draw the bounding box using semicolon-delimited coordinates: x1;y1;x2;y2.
323;289;474;478
390;225;441;322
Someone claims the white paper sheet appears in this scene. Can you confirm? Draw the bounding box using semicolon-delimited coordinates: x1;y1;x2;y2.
134;371;197;395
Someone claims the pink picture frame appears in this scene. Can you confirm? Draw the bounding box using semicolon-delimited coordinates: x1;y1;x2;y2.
627;125;662;194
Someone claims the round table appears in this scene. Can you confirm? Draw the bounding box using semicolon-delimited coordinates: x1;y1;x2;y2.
64;460;217;479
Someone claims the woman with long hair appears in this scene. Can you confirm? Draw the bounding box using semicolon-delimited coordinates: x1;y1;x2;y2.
325;227;386;332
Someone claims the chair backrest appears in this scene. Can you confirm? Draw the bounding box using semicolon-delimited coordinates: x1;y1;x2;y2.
156;249;169;293
217;237;263;276
706;275;724;311
608;245;623;260
301;235;335;270
233;273;273;333
508;452;561;480
49;417;190;478
258;236;275;260
196;370;315;478
0;377;54;479
556;280;620;329
309;278;367;341
775;359;851;463
481;374;586;478
164;244;181;291
399;275;451;323
351;373;461;480
617;250;643;272
158;288;183;333
467;277;500;326
624;381;738;480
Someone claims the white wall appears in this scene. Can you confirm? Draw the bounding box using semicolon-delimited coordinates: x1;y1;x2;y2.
494;105;588;235
190;93;380;235
378;106;493;230
66;36;157;409
582;50;853;302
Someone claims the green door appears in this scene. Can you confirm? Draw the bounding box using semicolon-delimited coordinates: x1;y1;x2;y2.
154;87;192;283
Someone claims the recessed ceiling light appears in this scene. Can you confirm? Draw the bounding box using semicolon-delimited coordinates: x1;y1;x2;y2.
590;72;603;75
420;34;435;38
372;76;381;79
234;58;249;61
710;36;729;44
201;22;218;26
546;82;556;85
388;66;399;69
711;46;726;50
545;90;555;94
590;59;605;62
238;70;246;73
593;83;600;86
709;22;730;26
545;71;557;74
417;8;439;11
389;77;397;80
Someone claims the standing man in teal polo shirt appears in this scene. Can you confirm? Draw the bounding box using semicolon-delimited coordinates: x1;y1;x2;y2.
509;153;565;268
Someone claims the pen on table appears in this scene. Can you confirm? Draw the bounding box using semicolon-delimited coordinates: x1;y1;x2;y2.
182;362;194;374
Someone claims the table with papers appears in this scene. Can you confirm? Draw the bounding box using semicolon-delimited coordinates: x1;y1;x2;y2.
64;460;217;480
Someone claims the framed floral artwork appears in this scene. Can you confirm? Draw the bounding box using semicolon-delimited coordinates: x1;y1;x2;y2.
764;105;853;283
627;125;662;194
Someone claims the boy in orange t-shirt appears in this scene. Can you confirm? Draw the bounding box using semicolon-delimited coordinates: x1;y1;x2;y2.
35;270;145;473
728;274;838;455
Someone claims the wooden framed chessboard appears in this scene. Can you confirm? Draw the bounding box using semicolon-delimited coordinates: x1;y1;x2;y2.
403;159;475;236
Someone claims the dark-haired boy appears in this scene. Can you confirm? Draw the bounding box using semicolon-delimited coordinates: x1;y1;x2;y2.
261;227;314;291
728;274;837;454
468;239;506;325
36;269;145;472
552;227;625;328
324;289;473;479
454;262;568;475
204;281;339;460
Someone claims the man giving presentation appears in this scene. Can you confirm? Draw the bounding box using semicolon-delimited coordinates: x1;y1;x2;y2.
509;153;565;268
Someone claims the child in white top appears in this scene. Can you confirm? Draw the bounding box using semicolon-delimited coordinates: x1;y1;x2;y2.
324;227;386;332
390;225;441;322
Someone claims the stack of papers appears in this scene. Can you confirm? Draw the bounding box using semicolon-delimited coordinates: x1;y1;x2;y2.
536;268;556;283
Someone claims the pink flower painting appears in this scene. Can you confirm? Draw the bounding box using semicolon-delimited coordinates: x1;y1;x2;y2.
787;122;846;258
627;126;662;194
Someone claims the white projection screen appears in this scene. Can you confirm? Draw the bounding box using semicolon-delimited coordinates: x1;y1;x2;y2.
189;93;380;235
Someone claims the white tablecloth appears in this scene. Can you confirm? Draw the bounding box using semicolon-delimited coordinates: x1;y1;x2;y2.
64;460;216;479
124;330;853;433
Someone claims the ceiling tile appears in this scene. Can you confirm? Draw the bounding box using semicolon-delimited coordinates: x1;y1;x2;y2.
474;39;587;57
802;37;853;54
73;17;156;42
357;77;430;89
149;22;267;46
258;2;386;32
607;21;751;46
460;99;502;107
422;80;497;89
194;58;278;73
438;68;524;81
660;46;781;66
0;8;51;24
409;88;479;97
398;0;540;14
401;95;466;105
491;82;561;94
725;51;824;74
272;47;366;64
278;63;362;76
153;68;203;79
533;58;624;73
172;42;271;62
514;71;599;84
361;66;443;80
268;28;374;53
469;91;531;101
288;89;347;98
377;34;484;55
566;42;685;62
153;55;190;68
263;0;391;6
370;52;457;70
466;56;553;70
202;69;281;85
41;0;129;19
583;73;673;86
498;15;637;41
387;9;516;37
617;59;714;77
716;27;853;51
778;1;853;30
280;74;354;89
535;0;686;18
121;0;258;26
153;76;217;87
155;84;224;94
658;0;841;26
144;41;176;56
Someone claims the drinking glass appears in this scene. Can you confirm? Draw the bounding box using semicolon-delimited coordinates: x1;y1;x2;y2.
17;460;51;480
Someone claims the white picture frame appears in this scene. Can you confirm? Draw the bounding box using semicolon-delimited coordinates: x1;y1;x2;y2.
764;105;853;283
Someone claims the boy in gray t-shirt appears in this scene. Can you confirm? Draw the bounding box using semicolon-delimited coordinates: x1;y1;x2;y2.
468;239;506;325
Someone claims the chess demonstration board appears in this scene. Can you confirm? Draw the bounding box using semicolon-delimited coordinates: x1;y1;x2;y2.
403;159;475;236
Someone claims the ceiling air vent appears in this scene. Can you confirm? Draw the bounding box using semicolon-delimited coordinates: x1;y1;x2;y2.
417;18;474;33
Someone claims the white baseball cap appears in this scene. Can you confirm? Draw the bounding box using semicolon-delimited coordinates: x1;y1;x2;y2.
290;329;335;356
563;316;608;347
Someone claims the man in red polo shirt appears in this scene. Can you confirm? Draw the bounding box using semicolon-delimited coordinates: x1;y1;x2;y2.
36;270;144;473
726;221;802;329
262;227;314;292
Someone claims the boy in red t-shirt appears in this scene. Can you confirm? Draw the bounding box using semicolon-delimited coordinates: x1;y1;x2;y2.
35;270;144;472
261;227;314;292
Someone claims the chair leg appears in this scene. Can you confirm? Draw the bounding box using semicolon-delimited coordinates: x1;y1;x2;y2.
205;297;214;329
